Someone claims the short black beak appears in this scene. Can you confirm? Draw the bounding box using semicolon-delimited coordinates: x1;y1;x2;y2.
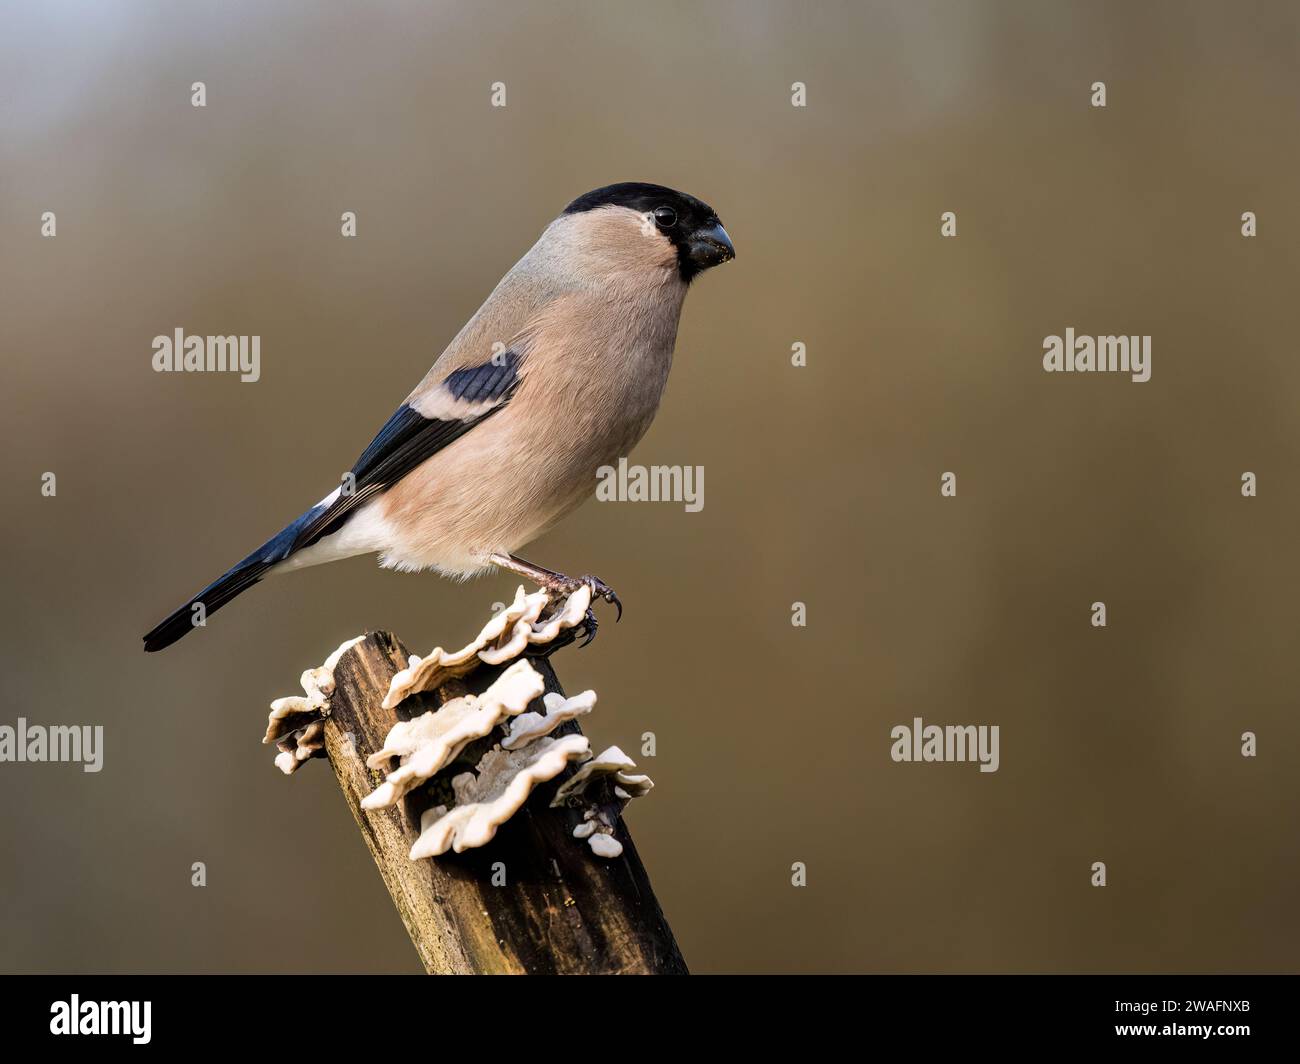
687;222;735;271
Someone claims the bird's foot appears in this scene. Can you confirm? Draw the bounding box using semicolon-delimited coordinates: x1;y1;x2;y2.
539;573;621;647
487;553;622;648
542;573;622;620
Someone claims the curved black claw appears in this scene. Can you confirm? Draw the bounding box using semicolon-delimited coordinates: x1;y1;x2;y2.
535;571;621;646
578;608;599;648
580;575;622;623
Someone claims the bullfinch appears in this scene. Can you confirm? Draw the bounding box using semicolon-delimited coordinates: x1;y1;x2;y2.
143;182;735;651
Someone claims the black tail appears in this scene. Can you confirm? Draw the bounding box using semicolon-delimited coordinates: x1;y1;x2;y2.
142;507;321;652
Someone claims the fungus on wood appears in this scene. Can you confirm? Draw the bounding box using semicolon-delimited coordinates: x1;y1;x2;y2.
263;589;686;975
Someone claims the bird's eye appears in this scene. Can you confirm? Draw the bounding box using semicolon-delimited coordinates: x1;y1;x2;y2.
653;206;677;228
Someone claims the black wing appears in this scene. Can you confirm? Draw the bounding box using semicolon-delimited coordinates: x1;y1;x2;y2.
290;350;521;551
142;352;520;651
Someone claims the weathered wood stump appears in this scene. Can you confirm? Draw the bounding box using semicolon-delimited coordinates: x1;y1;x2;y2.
321;631;687;975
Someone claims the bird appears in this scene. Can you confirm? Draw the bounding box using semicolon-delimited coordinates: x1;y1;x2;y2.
142;182;735;652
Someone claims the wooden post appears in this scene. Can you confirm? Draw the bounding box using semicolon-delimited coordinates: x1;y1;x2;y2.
320;630;687;975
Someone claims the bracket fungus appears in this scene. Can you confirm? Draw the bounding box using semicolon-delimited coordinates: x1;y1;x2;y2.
552;745;654;805
267;593;655;864
361;659;545;810
502;689;596;750
382;584;591;709
409;735;591;858
263;634;365;774
365;683;652;861
551;746;654;859
363;704;654;861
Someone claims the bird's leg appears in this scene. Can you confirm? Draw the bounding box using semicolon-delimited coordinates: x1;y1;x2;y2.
487;553;622;618
488;552;622;647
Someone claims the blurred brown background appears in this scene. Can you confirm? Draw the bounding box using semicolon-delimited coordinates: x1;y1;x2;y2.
1;0;1297;973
